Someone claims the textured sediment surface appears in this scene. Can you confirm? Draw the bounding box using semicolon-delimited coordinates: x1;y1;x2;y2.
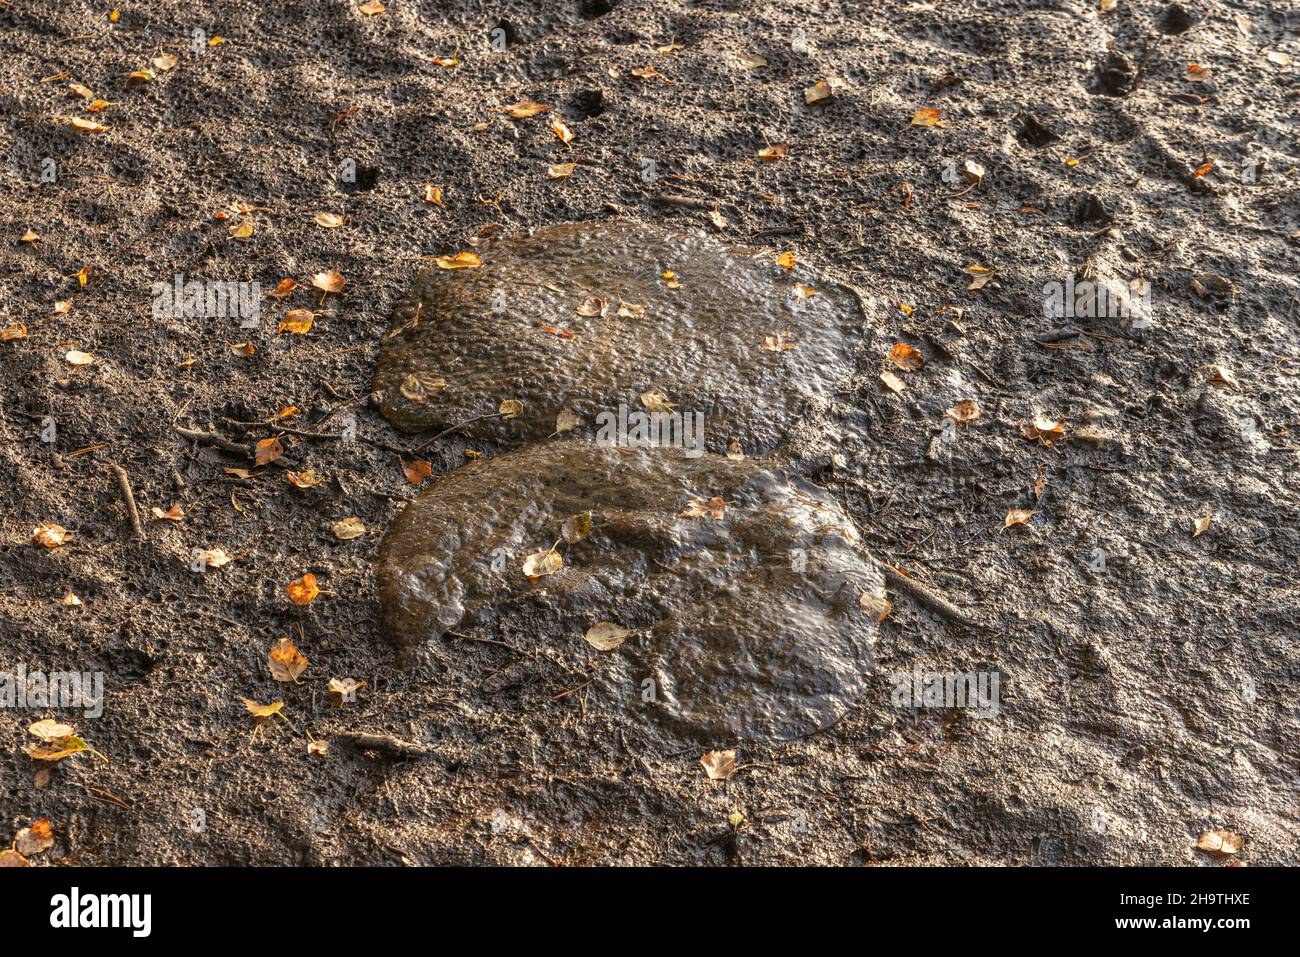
373;219;864;453
377;440;883;744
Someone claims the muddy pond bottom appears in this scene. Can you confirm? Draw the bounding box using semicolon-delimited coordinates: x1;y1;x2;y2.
373;219;864;454
377;441;883;746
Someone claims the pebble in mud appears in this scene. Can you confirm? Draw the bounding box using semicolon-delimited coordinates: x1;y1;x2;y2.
376;441;885;746
373;220;864;454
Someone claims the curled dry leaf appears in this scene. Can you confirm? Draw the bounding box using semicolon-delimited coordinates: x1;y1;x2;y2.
331;516;366;540
32;524;68;548
328;677;367;706
399;372;446;402
1004;508;1036;529
910;107;943;127
1;322;28;341
575;296;606;317
152;52;179;71
804;79;835;105
424;182;443;204
15;820;54;857
700;749;737;780
498;398;524;418
550;117;574;144
286;469;324;488
641;388;675;413
1195;830;1243;857
773;251;797;270
1192;511;1212;538
194;547;231;569
58;116;108;133
65;350;95;366
359;0;385;14
681;496;726;520
311;265;346;293
522;546;563;581
151;502;185;522
314;212;347;228
286;572;320;605
255;436;284;465
617;300;645;318
726;438;744;461
501;100;551;119
308;739;329;756
29;719;75;742
1019;415;1066;442
434;251;482;270
268;278;297;298
0;850;29;867
889;343;924;371
278;309;314;334
227;220;254;239
548;163;576;180
879;370;906;395
268;636;309;683
583;621;631;651
241;698;285;720
762;331;798;352
757;143;788;161
402;458;432;485
661;270;680;288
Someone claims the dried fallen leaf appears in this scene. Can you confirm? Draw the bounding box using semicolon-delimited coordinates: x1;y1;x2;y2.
879;370;906;395
700;749;737;780
860;592;892;621
268;637;309;683
311;265;346;294
522;546;563;581
762;331;798;351
680;496;726;520
946;399;981;423
804;79;835;105
434;251;482;270
547;162;576;180
1004;508;1035;529
331;516;367;540
255;436;284;465
556;409;582;433
910;107;943;127
1202;364;1238;389
230;341;256;356
194;547;232;569
152;52;179;71
616;300;645;318
278;309;315;334
286;572;320;606
661;270;680;288
307;739;329;756
726;439;744;461
1192;511;1212;538
889;343;924;371
583;621;631;651
328;677;367;706
227;220;254;239
65;350;95;366
0;850;28;867
69;82;94;99
575;296;606;317
28;719;75;742
501;100;552;119
641;388;674;413
1;322;28;341
424;182;444;205
151;502;185;522
1019;415;1066;442
314;212;347;228
241;698;285;720
757;143;788;161
14;820;54;857
498;398;524;418
286;469;324;488
268;278;297;298
32;524;68;548
550;116;574;144
1195;830;1243;856
57;116;108;133
359;0;385;14
402;458;432;485
774;251;797;270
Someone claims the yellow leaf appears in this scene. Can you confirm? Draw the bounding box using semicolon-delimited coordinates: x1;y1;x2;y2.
286;572;320;606
268;637;309;683
278;309;315;334
331;516;367;540
501;100;552;119
434;252;482;270
359;0;385;14
311;265;346;293
774;251;797;270
889;342;924;371
424;182;443;205
910;108;942;127
241;698;285;720
522;546;563;580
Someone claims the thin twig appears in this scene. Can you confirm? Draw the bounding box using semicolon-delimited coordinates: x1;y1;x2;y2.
108;463;145;540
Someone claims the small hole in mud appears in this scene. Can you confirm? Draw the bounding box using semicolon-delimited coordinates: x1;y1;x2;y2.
1016;114;1058;149
569;89;605;120
578;0;615;19
492;19;518;46
344;165;380;192
1159;3;1195;34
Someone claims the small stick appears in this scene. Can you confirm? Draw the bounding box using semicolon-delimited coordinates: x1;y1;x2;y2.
175;425;251;457
108;463;145;540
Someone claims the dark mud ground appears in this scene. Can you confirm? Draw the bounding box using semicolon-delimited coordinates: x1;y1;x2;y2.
1;0;1297;866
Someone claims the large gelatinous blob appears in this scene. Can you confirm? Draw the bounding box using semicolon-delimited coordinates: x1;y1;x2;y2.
373;220;864;453
376;441;883;745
